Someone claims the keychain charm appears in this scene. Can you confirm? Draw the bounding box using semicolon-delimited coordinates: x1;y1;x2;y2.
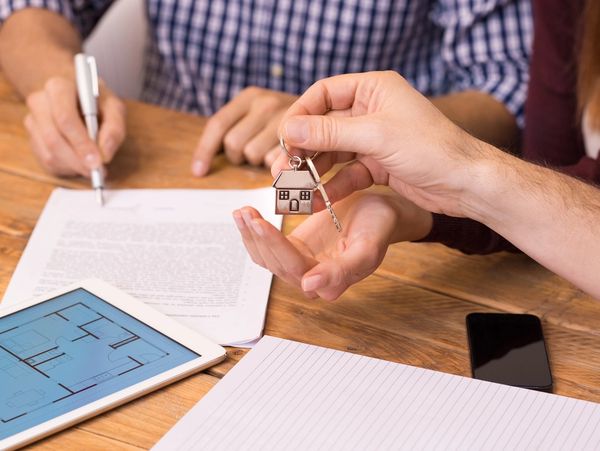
273;155;316;215
273;138;342;232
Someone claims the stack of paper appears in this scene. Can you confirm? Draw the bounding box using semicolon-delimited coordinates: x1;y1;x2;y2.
2;188;281;346
154;336;600;450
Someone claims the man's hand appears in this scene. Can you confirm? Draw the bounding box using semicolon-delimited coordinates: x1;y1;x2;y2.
191;87;297;176
23;76;126;177
268;70;600;300
233;192;432;301
273;71;487;219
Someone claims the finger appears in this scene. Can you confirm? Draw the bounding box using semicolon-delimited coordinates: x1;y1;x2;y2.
281;114;383;157
260;224;310;286
263;146;280;168
97;93;126;162
223;111;269;166
246;217;312;285
252;218;317;287
239;207;288;278
26;93;88;176
313;160;374;211
44;78;102;171
302;238;382;301
232;209;265;267
240;207;316;284
25;114;79;176
272;107;352;169
191;89;256;176
270;152;291;177
282;73;366;118
242;116;280;166
281;71;405;120
239;208;289;280
310;151;355;174
303;290;319;300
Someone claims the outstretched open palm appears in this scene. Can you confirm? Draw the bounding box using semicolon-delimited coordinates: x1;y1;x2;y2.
233;192;430;300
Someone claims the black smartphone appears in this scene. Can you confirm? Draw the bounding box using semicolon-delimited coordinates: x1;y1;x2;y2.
466;313;552;392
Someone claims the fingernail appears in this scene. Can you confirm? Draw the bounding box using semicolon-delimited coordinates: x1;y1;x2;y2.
251;219;264;237
85;153;101;168
285;118;309;143
192;160;206;177
303;291;318;300
302;274;323;292
241;210;253;227
232;212;245;229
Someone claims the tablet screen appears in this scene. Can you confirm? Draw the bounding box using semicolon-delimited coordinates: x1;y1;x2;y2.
0;288;199;440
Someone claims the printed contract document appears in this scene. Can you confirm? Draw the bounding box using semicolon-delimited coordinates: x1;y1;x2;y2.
2;188;282;346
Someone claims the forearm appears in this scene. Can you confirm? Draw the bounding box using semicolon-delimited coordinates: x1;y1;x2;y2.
431;91;520;150
0;8;82;97
465;143;600;298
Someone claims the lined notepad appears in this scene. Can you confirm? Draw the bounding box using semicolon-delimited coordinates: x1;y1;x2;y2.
154;336;600;450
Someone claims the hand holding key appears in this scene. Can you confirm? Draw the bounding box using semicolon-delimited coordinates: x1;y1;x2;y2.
24;75;125;177
274;71;486;219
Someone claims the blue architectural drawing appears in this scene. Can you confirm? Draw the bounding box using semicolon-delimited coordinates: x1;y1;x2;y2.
0;302;169;424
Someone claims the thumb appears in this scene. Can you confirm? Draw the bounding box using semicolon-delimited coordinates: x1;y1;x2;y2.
300;238;381;301
281;115;378;156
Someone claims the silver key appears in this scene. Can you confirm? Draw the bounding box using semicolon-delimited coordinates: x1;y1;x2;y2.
305;156;342;232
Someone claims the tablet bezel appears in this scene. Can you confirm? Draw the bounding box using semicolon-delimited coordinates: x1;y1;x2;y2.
0;278;226;450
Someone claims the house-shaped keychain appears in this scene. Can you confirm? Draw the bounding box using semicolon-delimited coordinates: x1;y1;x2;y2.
273;169;316;214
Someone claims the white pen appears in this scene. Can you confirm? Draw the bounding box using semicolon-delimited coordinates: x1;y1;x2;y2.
74;53;105;206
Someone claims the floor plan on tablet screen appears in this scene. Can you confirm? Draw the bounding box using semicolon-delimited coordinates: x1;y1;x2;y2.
0;302;167;423
0;288;198;440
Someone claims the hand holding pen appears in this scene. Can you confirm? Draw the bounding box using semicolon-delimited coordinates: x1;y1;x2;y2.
22;55;126;183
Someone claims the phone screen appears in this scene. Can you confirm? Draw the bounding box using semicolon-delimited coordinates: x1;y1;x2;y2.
466;313;552;392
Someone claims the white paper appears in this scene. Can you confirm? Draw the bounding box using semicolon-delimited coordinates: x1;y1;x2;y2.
154;336;600;451
2;188;282;346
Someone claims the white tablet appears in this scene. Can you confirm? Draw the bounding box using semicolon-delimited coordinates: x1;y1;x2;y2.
0;279;226;450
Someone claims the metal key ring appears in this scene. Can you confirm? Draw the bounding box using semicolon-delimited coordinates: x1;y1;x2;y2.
279;135;320;161
288;155;302;170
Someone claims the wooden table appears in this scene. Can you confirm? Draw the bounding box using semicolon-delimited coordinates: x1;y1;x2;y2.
0;77;599;450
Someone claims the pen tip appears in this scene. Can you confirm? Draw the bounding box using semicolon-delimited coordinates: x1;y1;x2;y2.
96;188;104;206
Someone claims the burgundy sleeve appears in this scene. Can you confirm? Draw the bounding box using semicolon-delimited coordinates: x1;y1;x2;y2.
523;0;590;172
416;214;519;255
417;0;595;255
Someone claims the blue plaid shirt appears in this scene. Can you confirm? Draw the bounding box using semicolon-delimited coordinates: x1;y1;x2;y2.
1;0;532;126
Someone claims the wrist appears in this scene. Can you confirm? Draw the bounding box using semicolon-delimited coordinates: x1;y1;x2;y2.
457;140;515;228
388;195;433;243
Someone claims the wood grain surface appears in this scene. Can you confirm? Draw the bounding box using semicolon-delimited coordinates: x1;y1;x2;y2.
0;75;598;450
